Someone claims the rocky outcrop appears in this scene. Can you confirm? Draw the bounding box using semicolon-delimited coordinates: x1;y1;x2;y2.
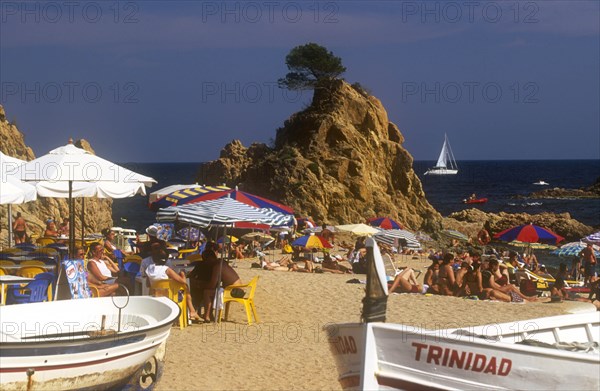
444;209;594;242
197;80;441;230
523;177;600;199
0;105;113;246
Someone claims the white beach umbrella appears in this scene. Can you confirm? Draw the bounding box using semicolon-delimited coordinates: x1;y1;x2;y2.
335;223;380;236
1;152;37;247
14;140;156;255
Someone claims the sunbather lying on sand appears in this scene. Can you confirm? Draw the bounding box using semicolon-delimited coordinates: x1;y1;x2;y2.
388;268;423;294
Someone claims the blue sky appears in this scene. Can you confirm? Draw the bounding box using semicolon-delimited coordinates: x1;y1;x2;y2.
1;1;598;162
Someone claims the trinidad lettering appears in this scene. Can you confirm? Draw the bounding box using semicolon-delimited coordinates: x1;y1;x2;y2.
411;342;512;376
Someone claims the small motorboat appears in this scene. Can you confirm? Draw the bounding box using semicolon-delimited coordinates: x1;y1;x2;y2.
463;197;488;204
533;180;550;185
326;239;600;391
0;296;180;390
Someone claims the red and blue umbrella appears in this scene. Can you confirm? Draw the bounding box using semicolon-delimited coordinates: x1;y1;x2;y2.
150;187;293;215
367;217;403;230
291;234;333;249
494;224;564;245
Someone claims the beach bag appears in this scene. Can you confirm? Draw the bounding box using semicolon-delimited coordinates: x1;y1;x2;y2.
282;244;293;254
520;279;537;297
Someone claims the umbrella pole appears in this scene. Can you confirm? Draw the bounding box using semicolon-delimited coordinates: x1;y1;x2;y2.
81;198;85;247
214;225;225;323
69;181;75;258
7;205;13;248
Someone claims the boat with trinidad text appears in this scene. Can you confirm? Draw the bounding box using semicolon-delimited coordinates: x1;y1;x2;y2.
326;238;600;390
424;134;458;175
0;296;180;390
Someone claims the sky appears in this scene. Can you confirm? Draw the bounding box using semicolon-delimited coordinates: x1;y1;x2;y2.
1;0;599;162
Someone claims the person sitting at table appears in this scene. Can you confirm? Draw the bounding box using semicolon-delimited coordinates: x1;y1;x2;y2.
58;217;69;237
86;244;119;297
145;241;201;321
44;219;59;238
202;256;242;323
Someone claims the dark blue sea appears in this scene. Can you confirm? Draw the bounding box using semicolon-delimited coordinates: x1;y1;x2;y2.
114;160;600;234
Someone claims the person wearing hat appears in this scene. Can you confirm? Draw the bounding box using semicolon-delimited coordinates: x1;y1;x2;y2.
138;224;163;258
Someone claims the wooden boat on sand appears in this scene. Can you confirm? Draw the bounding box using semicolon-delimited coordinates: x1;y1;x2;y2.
327;239;600;390
0;296;180;390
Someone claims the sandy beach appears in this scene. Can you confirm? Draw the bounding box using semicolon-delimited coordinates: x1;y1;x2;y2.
156;253;593;391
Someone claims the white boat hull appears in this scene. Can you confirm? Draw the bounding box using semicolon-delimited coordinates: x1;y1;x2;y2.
327;311;600;390
0;296;180;390
424;168;458;175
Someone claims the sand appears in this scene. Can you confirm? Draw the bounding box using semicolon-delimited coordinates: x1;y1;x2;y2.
156;254;594;391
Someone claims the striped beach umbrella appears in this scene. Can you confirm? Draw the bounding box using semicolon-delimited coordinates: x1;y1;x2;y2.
156;197;279;227
582;231;600;245
291;234;333;249
367;217;403;230
494;224;564;245
551;242;600;257
374;229;420;248
149;185;231;210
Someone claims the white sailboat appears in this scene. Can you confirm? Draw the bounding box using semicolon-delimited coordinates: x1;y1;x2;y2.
424;134;458;175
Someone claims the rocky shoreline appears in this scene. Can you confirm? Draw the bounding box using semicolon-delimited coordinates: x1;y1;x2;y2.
518;177;600;200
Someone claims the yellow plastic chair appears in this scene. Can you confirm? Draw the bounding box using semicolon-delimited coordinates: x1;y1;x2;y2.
185;253;203;262
0;248;20;254
0;268;5;303
219;276;260;325
36;237;56;246
0;260;16;268
20;260;47;267
89;285;100;298
150;280;188;329
16;266;46;278
178;246;198;259
123;255;142;264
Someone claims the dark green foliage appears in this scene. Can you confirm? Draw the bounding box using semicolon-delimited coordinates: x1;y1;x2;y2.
307;162;320;176
278;43;346;90
351;82;371;98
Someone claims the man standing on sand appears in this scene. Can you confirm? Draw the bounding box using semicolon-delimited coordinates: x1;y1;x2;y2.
12;212;28;244
477;225;491;254
579;243;598;286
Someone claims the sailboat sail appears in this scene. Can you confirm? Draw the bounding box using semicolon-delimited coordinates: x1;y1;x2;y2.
435;139;449;168
425;134;458;175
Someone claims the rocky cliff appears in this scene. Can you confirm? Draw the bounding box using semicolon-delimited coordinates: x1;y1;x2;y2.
196;80;441;230
0;105;113;246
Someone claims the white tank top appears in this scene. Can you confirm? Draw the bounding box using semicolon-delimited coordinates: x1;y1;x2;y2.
89;258;112;278
146;264;169;284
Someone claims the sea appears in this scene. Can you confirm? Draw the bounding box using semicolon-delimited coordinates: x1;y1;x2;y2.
113;160;600;267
